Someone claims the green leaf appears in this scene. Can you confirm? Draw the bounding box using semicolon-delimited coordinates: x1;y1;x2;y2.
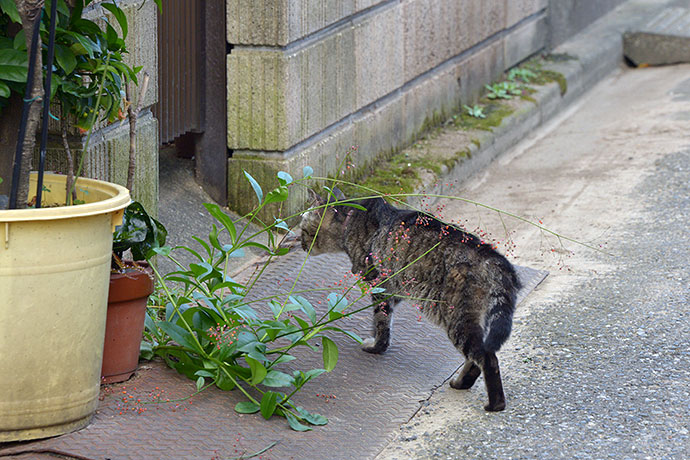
274;218;290;233
233;304;259;323
304;368;327;381
289;295;316;325
243;171;263;203
328;310;344;321
152;246;172;256
12;31;26;51
139;340;153;360
292;315;310;333
260;391;278;420
0;49;28;82
101;1;128;39
285;412;311;431
143;312;161;339
327;292;348;312
262;370;293;388
189;262;214;282
0;0;21;23
264;185;288;204
203;203;237;243
215;371;236;391
272;354;296;364
327;327;363;344
296;406;328;426
322;337;338;372
276;171;293;186
157;321;200;352
245;356;267;385
63;30;98;58
235;401;260;414
0;81;9;99
303;166;313;178
208;224;222;251
194;370;215;378
268;300;282;319
340;202;367;211
195;376;205;391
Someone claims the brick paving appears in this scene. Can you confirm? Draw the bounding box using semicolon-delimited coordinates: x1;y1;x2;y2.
0;250;545;460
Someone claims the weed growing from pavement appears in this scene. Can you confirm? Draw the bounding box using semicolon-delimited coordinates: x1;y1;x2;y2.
485;81;523;100
464;104;487;118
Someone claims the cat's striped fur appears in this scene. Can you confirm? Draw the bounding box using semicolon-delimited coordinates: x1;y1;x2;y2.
300;190;521;411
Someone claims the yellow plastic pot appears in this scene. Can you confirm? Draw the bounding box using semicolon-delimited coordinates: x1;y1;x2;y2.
0;173;129;442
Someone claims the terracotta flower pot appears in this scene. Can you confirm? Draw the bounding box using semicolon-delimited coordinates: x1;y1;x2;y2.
101;262;154;384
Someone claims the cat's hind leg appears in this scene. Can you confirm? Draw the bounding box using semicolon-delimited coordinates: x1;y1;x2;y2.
450;360;481;390
481;352;505;412
362;293;395;354
449;327;506;411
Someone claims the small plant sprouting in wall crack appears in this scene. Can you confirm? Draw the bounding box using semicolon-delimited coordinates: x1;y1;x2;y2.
485;81;522;100
463;104;486;119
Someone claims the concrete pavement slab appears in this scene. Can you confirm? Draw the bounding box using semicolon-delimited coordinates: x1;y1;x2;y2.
0;251;545;460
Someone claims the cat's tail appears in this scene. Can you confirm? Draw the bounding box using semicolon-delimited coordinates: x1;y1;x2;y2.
483;263;520;353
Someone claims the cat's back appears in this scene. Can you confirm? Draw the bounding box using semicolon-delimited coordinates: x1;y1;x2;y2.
380;204;520;291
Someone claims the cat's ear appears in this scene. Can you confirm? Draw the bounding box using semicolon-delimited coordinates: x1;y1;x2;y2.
331;186;346;202
307;188;326;206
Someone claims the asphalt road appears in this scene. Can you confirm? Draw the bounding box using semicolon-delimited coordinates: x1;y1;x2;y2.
376;65;690;460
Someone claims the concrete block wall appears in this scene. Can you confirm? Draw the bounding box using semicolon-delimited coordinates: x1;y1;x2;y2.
226;0;550;217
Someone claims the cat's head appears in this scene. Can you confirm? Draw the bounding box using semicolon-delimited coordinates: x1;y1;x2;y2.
300;187;348;255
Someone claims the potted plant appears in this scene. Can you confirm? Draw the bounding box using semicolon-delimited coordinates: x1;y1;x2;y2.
103;201;166;383
0;0;151;441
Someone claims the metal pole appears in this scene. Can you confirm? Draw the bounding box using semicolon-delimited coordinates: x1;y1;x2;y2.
9;11;42;209
36;0;58;208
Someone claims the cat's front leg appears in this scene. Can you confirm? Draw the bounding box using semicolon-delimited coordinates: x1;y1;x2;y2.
362;292;395;354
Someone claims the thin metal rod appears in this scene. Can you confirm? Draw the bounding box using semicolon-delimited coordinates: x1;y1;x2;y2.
9;11;42;209
36;0;58;208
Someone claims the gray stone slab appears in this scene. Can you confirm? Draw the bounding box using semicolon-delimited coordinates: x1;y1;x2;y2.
624;7;690;66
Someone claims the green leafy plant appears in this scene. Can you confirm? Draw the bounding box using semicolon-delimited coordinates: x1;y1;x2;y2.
507;67;537;83
112;200;167;270
0;0;143;129
463;104;486;119
141;169;371;431
485;81;522;100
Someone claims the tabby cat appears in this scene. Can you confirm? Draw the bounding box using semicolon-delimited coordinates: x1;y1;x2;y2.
300;189;521;411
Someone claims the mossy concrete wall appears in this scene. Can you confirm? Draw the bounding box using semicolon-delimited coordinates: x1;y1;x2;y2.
226;0;548;218
225;0;623;219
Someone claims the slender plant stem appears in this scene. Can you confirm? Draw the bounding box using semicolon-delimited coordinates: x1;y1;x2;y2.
69;52;112;201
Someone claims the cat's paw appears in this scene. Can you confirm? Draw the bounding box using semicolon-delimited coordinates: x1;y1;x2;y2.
361;337;388;354
484;401;506;412
450;375;476;390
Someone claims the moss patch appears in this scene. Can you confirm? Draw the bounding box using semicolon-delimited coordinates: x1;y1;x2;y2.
453;101;515;131
339;153;426;199
520;58;568;96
